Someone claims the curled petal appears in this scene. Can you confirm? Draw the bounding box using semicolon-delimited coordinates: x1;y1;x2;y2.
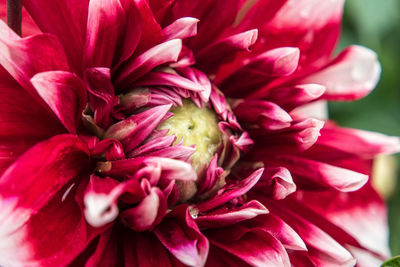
154;205;209;267
120;187;167;231
273;155;368;192
303;45;381;101
255;167;296;200
134;71;204;92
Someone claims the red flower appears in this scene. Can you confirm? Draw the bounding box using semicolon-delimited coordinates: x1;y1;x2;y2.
0;0;397;266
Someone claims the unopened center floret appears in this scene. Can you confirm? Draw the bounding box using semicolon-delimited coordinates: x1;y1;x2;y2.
159;99;222;175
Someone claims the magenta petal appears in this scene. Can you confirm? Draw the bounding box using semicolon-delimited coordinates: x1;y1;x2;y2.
117;39;182;87
134;71;204;92
298;183;391;258
197;200;269;229
197;29;258;73
255;167;296;200
99;156;196;182
104;104;171;152
266;200;356;266
0;135;91;266
318;125;400;157
163;17;199;41
84;68;117;129
31;71;86;134
85;229;119;267
303;45;381;101
0;21;69;93
0;134;89;211
23;0;88;73
196;168;264;212
266;83;326;110
206;224;290;267
220;47;300;97
233;99;292;131
154;205;209;267
85;0;140;68
274;155;368;192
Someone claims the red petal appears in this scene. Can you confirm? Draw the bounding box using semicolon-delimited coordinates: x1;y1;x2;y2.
23;0;88;73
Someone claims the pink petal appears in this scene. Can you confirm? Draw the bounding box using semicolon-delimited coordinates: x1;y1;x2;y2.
162;17;199;41
134;71;204;92
303;46;381;100
23;0;88;72
154;205;209;267
117;39;182;87
31;71;87;134
196;168;264;212
255;167;296;200
197;200;269;229
85;0;140;68
97;157;196;182
220;47;300;97
104;104;171;152
129;134;176;157
273;155;368;192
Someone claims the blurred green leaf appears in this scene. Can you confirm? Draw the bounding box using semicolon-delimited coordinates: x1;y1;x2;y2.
381;255;400;267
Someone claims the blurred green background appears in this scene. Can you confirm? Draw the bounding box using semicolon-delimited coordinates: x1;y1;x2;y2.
331;0;400;255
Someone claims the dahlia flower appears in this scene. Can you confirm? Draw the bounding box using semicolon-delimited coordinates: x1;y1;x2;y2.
0;0;398;266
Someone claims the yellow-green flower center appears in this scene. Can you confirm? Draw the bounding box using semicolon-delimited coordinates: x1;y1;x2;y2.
159;100;222;175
